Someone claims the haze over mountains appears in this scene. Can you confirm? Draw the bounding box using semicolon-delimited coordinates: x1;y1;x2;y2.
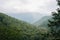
5;13;46;23
1;12;53;29
34;16;52;27
2;12;52;28
0;0;57;23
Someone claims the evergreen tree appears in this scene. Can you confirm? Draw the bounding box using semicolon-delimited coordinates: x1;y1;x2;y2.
48;0;60;40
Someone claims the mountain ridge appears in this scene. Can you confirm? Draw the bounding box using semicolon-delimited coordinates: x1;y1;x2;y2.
34;16;52;28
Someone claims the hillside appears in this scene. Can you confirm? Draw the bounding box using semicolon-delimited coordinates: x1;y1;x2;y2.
0;13;40;33
34;16;52;28
0;13;48;40
0;13;32;27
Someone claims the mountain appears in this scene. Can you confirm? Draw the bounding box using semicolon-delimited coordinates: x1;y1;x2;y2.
0;12;38;31
34;16;52;28
5;12;44;23
6;13;34;23
0;13;48;40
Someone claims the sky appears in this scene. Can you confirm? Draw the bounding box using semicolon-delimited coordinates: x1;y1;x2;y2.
0;0;57;23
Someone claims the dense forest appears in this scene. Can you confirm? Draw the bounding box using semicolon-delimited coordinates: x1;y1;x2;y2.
0;13;48;40
0;0;60;40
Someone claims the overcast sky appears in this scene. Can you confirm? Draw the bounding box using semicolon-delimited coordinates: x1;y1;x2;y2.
0;0;58;22
0;0;57;14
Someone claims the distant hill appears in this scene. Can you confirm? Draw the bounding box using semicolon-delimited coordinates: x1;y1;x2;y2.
6;13;34;23
6;13;44;23
34;16;52;28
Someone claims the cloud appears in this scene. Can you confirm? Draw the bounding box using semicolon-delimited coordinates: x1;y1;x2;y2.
0;0;57;15
0;0;57;22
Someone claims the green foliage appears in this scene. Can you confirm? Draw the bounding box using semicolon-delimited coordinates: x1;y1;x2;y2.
0;13;47;40
48;0;60;40
57;0;60;6
0;27;21;40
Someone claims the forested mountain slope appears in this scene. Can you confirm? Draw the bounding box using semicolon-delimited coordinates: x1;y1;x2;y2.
34;16;52;28
0;13;48;40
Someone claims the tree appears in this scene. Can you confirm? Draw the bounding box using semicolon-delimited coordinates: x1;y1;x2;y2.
48;0;60;40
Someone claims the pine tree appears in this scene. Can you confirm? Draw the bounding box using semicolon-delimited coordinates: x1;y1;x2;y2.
48;0;60;40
